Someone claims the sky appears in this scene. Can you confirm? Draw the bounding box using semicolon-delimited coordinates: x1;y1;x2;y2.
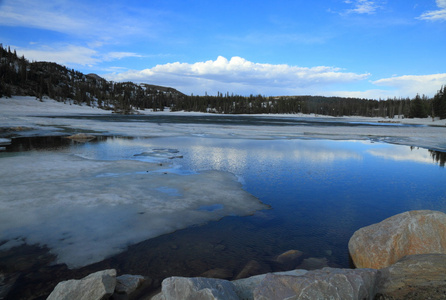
0;0;445;99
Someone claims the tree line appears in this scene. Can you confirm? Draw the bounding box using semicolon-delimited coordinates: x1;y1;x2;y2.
0;45;185;113
1;44;445;119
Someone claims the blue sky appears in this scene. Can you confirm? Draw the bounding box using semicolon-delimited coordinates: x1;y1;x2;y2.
0;0;445;98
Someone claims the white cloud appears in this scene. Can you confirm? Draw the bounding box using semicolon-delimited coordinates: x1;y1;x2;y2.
15;44;144;67
103;52;143;61
104;56;370;95
418;0;446;21
17;45;100;66
0;0;159;41
0;0;93;36
373;74;446;97
344;0;380;15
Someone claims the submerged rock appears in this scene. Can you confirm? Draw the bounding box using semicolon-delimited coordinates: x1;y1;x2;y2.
115;274;145;295
375;254;446;299
47;269;116;300
253;267;377;300
349;210;446;269
201;268;233;280
66;133;96;142
297;257;329;270
274;249;303;269
235;260;270;280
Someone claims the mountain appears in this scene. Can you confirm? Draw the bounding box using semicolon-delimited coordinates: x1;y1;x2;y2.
0;45;185;113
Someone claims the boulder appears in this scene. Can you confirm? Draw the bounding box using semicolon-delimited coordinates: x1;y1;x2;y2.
349;210;446;269
152;276;239;300
47;269;116;300
253;267;377;300
115;274;145;294
375;254;446;299
232;269;308;300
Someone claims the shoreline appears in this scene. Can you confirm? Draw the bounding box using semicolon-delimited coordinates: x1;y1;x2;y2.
1;96;445;153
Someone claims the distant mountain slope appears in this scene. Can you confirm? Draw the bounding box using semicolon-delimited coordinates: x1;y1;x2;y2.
0;45;185;113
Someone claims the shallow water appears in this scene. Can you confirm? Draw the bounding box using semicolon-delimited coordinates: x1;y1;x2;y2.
1;134;445;297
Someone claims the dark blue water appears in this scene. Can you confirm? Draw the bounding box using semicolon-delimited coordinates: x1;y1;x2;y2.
2;135;445;272
60;136;446;268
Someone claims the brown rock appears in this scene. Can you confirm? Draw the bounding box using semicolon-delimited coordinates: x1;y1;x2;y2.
275;249;303;269
66;133;96;142
349;210;446;269
375;254;446;299
236;260;270;280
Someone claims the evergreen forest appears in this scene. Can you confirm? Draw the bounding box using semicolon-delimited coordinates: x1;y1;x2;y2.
1;45;446;119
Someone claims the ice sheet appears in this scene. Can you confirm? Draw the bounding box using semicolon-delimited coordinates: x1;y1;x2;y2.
0;152;267;268
1;96;445;151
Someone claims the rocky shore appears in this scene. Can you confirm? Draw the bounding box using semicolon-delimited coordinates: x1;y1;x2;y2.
45;210;446;300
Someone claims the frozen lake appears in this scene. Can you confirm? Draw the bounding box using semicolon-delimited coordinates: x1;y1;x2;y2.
0;99;445;298
1;134;445;270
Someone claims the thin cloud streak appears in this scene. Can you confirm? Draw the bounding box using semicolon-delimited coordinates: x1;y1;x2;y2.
418;0;446;21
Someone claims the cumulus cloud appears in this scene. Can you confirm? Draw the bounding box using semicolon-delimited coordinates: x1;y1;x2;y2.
104;56;370;95
418;0;446;21
372;74;446;97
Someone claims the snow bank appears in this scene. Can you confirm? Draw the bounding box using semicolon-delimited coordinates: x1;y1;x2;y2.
0;152;267;268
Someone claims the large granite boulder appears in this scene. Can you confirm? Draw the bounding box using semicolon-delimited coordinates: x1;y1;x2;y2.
253;267;377;300
152;276;239;300
375;254;446;299
47;269;116;300
349;210;446;269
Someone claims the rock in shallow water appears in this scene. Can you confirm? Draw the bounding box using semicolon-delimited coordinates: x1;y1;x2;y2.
115;274;145;294
349;210;446;269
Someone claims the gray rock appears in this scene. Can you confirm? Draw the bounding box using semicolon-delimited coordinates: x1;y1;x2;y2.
152;276;239;300
349;210;446;269
253;267;377;300
375;253;446;299
115;274;145;294
232;269;308;300
47;269;116;300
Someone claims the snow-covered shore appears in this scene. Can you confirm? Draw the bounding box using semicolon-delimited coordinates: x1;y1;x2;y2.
1;96;445;151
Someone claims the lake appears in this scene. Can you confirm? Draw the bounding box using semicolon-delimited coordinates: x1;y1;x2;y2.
0;118;445;298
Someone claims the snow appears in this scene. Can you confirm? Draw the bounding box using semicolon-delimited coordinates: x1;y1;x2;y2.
1;95;445;150
0;152;266;268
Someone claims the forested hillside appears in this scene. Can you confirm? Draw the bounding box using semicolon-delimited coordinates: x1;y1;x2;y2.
0;45;185;113
1;44;445;118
